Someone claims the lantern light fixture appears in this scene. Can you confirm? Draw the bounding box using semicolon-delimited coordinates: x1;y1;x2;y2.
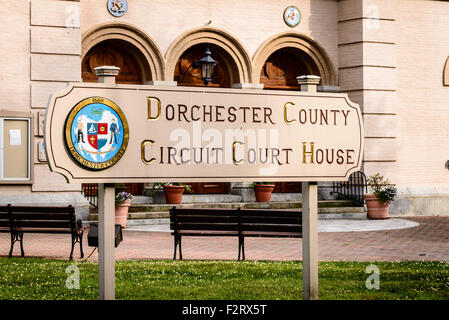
181;48;218;86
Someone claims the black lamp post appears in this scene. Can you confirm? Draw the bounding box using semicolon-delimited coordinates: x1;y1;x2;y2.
181;48;218;86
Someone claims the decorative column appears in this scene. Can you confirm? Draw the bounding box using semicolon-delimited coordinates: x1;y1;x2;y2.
299;75;336;201
297;75;320;92
338;0;398;180
94;66;120;84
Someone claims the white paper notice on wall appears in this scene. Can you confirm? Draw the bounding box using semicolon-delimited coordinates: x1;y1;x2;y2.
9;129;21;146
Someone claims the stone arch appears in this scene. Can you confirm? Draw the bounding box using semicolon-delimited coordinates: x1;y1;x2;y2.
82;22;165;81
165;27;252;84
253;32;337;86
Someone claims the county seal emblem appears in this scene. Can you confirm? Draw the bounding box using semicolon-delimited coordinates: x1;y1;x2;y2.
107;0;128;17
65;97;129;170
283;6;301;28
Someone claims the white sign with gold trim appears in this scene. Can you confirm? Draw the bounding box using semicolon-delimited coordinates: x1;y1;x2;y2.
45;83;364;183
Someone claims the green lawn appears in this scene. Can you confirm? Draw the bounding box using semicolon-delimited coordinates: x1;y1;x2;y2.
0;258;448;300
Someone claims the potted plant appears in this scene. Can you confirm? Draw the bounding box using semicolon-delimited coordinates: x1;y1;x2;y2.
152;182;193;204
251;182;275;202
364;173;397;219
115;191;133;228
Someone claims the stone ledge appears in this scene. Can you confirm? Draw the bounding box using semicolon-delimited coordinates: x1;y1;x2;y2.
396;186;449;198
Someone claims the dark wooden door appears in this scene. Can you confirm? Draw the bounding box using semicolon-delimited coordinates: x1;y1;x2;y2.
175;44;231;194
81;41;145;195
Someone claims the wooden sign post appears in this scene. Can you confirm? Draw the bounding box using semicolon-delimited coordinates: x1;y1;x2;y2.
44;68;363;300
95;67;120;300
97;183;115;300
302;181;318;300
298;76;320;300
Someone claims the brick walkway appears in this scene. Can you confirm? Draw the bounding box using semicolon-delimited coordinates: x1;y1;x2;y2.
1;216;448;262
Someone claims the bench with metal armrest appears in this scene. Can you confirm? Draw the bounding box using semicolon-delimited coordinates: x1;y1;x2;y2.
0;204;85;260
170;207;302;260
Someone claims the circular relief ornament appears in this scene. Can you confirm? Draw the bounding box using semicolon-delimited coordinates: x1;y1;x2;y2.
283;6;301;27
107;0;128;17
65;97;129;170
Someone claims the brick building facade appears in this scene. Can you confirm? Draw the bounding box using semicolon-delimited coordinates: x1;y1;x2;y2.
1;0;448;219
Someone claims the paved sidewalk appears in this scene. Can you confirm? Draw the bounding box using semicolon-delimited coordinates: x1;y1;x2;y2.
126;218;420;233
0;216;448;262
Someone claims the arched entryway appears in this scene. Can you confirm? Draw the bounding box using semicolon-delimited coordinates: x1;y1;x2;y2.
254;32;335;194
253;32;336;87
260;47;321;90
259;47;323;193
81;39;150;195
174;43;234;194
165;26;251;85
82;39;148;84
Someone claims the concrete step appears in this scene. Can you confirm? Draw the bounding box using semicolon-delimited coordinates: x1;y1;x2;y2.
318;206;365;214
88;203;365;221
118;193;304;205
103;210;368;227
132;194;243;205
126;218;170;226
90;199;359;214
89;211;168;221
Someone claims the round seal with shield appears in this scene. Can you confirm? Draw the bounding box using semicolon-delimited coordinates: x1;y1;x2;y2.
107;0;128;17
65;97;129;170
283;6;301;27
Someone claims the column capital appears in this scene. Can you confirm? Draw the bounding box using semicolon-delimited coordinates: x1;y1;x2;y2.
297;75;321;93
94;66;120;84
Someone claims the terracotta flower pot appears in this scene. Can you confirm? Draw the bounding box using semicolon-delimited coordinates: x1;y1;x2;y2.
164;185;185;204
115;199;131;228
254;184;275;202
364;193;390;219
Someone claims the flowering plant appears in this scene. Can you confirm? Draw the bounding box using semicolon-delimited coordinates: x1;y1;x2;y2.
367;173;397;204
115;191;133;205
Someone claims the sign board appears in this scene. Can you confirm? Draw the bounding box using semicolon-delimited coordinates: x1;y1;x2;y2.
45;83;363;183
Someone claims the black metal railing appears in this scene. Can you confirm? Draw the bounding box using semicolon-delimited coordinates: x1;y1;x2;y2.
82;183;98;208
332;171;367;206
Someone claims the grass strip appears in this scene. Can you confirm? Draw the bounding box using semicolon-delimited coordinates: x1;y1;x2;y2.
0;258;448;300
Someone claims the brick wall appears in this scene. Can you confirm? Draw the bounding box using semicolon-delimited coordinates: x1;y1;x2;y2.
1;0;449;215
394;0;449;188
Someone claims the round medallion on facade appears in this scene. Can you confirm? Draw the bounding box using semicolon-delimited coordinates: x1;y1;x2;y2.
65;97;129;170
107;0;128;17
283;6;301;27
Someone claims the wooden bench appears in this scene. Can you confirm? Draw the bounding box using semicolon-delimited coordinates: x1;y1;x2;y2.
238;209;302;261
0;205;86;260
170;207;302;260
170;207;239;260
